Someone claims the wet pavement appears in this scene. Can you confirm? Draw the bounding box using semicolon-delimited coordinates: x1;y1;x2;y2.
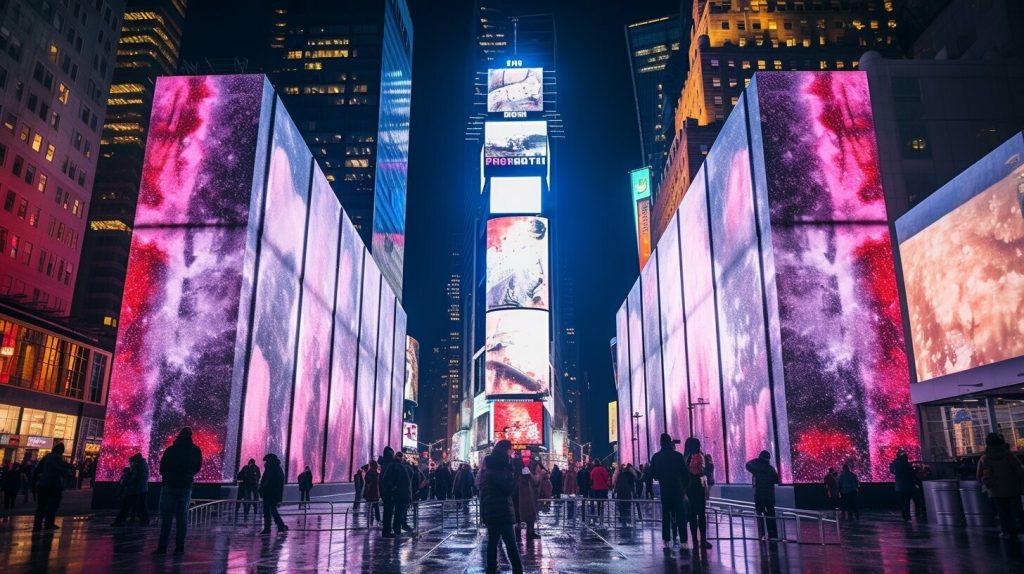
2;506;1023;573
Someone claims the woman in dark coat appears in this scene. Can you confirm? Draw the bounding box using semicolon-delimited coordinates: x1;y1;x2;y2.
259;454;288;535
517;461;541;540
363;461;381;524
683;437;713;549
480;440;523;574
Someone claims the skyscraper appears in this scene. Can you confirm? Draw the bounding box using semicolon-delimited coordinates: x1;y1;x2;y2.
267;0;412;298
0;0;124;315
651;0;903;241
73;0;187;343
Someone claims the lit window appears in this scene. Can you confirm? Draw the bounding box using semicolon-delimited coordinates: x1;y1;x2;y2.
712;77;721;87
286;50;303;59
836;61;845;69
888;20;898;29
306;49;349;59
709;58;720;68
757;60;766;70
37;173;47;192
819;60;828;70
31;133;43;151
344;158;369;168
45;144;55;162
58;83;70;104
304;62;322;70
870;20;879;30
773;60;783;70
742;61;751;70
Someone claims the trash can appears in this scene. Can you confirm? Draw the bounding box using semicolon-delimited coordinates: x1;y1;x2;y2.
958;480;995;527
923;480;964;526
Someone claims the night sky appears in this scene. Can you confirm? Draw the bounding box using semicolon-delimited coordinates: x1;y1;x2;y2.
178;0;680;458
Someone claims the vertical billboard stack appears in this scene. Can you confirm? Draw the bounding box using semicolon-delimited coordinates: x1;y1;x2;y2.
475;64;552;458
96;75;407;486
615;72;920;484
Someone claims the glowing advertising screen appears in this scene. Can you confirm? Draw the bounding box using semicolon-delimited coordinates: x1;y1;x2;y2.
391;308;408;447
631;167;653;269
353;257;382;473
240;100;311;473
750;72;915;481
626;279;649;463
492;401;544;446
402;422;418;452
404;336;419;406
490;176;543;214
486;216;549;311
97;75;269;482
325;218;363;481
474;412;490;447
657;216;689;442
487;67;544;114
484;121;547;173
615;307;633;464
485;309;550;397
679;167;725;468
608;401;618;444
898;133;1024;382
288;168;340;481
373;288;397;458
641;256;666;441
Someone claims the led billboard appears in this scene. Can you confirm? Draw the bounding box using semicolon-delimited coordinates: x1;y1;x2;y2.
353;256;382;473
657;216;689;442
403;422;418;452
486;216;549;311
608;401;618;444
404;336;419;406
898;133;1024;382
614;307;633;464
626;279;648;463
474;412;490;448
288;167;340;482
487;67;544;114
485;309;550;397
484;121;547;173
641;256;665;441
390;307;408;447
373;288;397;458
490;176;543;214
631;167;653;269
492;401;544;446
240;99;311;474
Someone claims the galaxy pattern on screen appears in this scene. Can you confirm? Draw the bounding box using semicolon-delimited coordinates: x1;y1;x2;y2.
353;259;382;473
641;257;666;443
240;101;311;472
752;72;917;480
97;75;265;482
626;280;649;463
657;217;689;442
287;168;339;482
707;97;775;483
373;288;397;455
391;307;408;447
614;306;633;465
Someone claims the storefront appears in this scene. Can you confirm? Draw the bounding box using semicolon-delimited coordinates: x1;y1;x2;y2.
919;388;1024;461
0;403;79;464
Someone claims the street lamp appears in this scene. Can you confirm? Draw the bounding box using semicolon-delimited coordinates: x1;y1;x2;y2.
631;411;643;464
567;439;591;464
688;398;709;442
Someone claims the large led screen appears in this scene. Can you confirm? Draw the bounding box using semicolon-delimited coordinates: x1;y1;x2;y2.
474;412;490;448
97;75;268;483
658;215;689;442
373;288;397;455
403;422;418;452
679;167;725;469
751;72;915;481
325;218;363;481
492;401;544;446
484;121;548;172
614;307;633;463
626;279;649;463
240;100;311;471
490;176;543;214
404;336;419;406
707;96;775;483
485;309;550;397
487;67;543;113
486;216;549;311
641;256;666;441
898;133;1024;383
391;307;408;447
352;257;382;473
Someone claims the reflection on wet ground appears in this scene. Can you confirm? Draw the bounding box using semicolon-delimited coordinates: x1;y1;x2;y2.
2;509;1023;573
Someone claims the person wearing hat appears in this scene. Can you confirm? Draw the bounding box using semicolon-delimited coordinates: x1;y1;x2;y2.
235;458;261;520
977;433;1024;538
155;427;203;555
480;439;524;574
259;453;288;535
649;432;690;553
745;450;779;540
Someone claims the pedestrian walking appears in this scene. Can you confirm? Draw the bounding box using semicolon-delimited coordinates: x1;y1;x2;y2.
259;453;288;535
112;453;150;526
21;460;35;503
746;450;780;540
298;465;314;509
353;466;364;508
517;460;542;540
683;438;713;549
650;433;690;553
577;462;591;505
977;433;1024;538
155;427;202;555
590;462;610;517
538;463;552;511
381;448;413;537
890;450;919;521
838;463;860;520
379;448;398;536
235;458;261;519
363;461;382;524
550;465;563;499
2;462;23;518
401;454;418;530
436;462;453;501
453;463;475;501
31;442;72;532
824;468;840;510
613;463;638;527
480;440;524;574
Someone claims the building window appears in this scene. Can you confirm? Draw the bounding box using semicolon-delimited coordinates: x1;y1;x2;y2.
709;58;720;68
721;21;729;30
712;77;721;87
58;83;70;104
45;144;55;162
31;133;43;152
4;190;15;211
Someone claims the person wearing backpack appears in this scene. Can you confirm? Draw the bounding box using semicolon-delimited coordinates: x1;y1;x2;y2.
683;438;713;549
977;433;1024;538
